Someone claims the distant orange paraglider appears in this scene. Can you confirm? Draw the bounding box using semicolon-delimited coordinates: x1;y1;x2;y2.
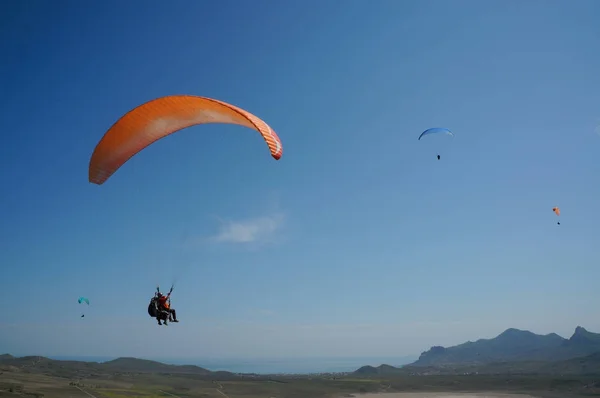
89;95;283;185
552;207;560;225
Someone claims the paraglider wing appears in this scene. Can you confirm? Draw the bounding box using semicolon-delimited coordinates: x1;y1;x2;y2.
418;127;454;140
88;95;283;185
78;297;89;305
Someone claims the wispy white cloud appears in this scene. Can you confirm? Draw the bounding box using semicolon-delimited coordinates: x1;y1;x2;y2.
210;213;284;244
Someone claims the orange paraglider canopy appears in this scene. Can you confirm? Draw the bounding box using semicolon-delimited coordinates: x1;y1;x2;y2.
552;207;560;216
89;95;283;185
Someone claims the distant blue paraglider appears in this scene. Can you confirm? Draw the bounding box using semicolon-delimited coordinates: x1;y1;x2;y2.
418;127;454;140
418;128;454;160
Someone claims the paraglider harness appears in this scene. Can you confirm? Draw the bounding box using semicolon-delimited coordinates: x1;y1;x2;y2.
148;285;173;324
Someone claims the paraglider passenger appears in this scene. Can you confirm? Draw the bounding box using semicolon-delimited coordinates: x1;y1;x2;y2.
157;291;179;323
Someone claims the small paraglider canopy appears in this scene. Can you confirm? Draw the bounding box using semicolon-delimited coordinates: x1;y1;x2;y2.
418;128;454;160
418;127;454;140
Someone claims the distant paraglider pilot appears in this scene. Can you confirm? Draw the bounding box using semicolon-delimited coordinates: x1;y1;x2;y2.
157;290;179;324
437;154;441;160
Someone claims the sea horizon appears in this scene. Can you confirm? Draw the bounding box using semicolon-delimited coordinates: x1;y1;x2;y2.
44;355;418;374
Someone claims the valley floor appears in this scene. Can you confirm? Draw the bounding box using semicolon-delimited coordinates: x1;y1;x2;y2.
1;368;597;398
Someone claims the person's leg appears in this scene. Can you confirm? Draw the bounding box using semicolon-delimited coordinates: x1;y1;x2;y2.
170;309;178;322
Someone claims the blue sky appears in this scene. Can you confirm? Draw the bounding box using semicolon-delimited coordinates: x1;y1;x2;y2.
1;0;599;361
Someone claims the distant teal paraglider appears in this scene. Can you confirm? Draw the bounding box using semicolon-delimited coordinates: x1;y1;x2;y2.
78;296;90;317
418;128;454;160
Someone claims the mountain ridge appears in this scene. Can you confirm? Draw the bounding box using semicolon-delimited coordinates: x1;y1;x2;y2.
0;354;221;377
4;325;600;377
351;325;600;376
412;325;600;367
353;351;600;376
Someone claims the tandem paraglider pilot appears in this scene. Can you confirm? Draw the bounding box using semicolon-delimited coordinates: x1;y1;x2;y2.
158;291;178;323
148;286;179;326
